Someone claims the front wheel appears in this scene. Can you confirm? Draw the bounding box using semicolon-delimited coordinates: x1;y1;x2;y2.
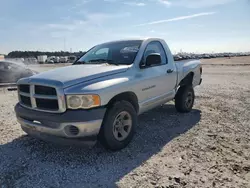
175;86;195;113
98;100;137;151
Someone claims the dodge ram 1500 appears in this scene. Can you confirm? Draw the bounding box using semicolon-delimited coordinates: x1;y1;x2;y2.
15;38;202;150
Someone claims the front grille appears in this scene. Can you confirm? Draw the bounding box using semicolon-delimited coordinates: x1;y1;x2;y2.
18;84;64;113
36;98;59;110
19;84;30;93
20;95;31;107
35;85;57;95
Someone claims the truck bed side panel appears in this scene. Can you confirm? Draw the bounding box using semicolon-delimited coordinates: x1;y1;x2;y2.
175;59;201;87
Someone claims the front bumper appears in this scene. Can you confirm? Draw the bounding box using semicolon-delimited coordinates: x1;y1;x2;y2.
15;103;106;146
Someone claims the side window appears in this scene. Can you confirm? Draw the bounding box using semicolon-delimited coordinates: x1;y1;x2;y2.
143;41;167;65
95;48;109;59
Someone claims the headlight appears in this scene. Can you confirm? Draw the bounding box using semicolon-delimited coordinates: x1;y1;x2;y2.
66;95;101;109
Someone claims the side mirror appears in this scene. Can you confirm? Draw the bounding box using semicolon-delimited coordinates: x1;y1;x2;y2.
144;53;161;67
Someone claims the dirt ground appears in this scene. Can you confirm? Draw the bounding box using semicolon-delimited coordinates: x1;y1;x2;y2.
0;58;250;188
201;56;250;65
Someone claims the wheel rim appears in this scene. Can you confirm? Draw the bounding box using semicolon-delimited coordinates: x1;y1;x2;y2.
113;111;132;141
185;91;193;108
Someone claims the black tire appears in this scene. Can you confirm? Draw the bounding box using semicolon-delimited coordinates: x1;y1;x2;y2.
175;86;195;113
98;100;137;151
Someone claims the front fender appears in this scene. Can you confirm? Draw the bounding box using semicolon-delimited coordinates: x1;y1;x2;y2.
64;75;134;106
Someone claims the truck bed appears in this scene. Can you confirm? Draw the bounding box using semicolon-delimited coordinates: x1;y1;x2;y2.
175;59;202;87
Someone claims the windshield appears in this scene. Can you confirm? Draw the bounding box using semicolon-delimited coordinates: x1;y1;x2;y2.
74;40;142;65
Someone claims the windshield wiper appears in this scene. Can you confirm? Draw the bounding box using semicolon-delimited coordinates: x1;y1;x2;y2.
88;59;119;66
88;59;111;63
73;61;86;65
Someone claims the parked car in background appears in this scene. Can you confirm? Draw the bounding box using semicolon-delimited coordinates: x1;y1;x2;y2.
54;56;60;63
59;56;68;63
203;54;211;59
24;57;38;64
37;55;47;64
67;55;77;63
0;60;37;83
173;55;182;61
48;60;54;64
46;56;56;64
5;58;25;63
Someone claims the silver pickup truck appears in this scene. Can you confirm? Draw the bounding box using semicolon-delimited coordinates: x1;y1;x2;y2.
15;38;202;150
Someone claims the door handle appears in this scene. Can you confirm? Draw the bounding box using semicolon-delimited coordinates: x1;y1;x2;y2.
167;69;174;73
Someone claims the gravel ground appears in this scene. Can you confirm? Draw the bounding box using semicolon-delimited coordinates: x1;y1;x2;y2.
0;64;250;188
201;56;250;65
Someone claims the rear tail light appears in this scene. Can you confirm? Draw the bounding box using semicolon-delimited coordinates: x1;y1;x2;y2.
200;67;203;74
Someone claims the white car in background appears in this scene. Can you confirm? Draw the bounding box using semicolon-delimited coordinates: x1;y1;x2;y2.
67;56;77;63
59;56;68;63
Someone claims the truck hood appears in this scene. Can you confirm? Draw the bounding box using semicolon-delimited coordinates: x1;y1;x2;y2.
31;64;129;88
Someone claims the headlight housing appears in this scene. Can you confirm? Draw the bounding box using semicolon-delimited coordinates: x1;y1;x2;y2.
66;95;101;109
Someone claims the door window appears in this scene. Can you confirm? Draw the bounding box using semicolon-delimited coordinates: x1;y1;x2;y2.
143;41;168;65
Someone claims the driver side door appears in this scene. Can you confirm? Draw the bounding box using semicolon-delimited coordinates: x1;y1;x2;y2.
137;41;176;112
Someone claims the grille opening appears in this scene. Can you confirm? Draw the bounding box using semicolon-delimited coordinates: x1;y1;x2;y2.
35;85;57;95
64;125;79;136
36;98;59;110
20;95;31;107
19;85;30;93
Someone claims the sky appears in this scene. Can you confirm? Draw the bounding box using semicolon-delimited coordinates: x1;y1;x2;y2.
0;0;250;54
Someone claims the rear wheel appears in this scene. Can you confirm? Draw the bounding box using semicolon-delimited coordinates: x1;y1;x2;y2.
98;100;137;151
175;86;195;113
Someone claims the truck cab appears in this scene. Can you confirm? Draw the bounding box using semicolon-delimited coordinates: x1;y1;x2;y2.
15;38;202;150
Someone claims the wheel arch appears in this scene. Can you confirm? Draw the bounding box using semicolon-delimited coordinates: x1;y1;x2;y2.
106;92;139;113
179;72;194;87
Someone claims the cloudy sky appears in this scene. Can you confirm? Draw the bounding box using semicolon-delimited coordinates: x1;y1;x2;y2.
0;0;250;54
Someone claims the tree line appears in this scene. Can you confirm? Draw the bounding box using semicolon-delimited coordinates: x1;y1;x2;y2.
7;51;86;58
